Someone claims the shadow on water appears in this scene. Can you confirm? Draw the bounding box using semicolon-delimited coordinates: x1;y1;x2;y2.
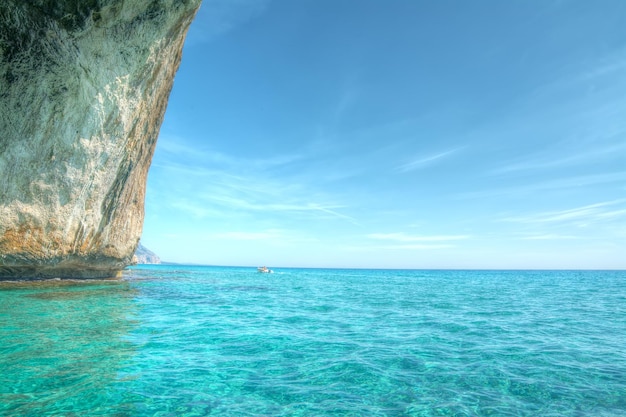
0;280;141;416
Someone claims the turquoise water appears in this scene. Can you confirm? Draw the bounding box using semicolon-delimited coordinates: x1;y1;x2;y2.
1;267;625;416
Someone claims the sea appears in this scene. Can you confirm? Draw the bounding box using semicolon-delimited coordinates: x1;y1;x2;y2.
1;266;625;416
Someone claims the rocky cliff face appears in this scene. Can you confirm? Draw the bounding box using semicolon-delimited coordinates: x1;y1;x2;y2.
0;0;201;279
133;243;161;265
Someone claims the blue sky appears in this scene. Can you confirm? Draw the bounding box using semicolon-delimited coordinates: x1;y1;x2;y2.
141;0;626;269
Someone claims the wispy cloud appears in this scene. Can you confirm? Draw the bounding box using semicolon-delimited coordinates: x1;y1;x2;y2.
396;147;464;173
381;244;455;250
307;204;361;225
547;47;626;88
200;228;319;245
521;44;626;107
345;243;455;251
333;88;359;123
367;232;470;242
156;136;304;171
518;234;579;240
170;199;224;219
457;172;626;200
150;139;359;226
165;176;358;224
577;56;626;82
499;199;626;227
211;229;286;241
185;0;271;45
492;139;626;175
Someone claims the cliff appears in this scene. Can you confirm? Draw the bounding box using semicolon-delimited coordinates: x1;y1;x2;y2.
133;243;161;265
0;0;201;279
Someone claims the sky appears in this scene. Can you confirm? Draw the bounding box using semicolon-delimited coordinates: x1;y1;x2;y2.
141;0;626;269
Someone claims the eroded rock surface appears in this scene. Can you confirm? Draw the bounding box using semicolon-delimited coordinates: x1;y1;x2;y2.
0;0;201;278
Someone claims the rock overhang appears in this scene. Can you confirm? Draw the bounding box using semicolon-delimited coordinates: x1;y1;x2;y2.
0;0;202;279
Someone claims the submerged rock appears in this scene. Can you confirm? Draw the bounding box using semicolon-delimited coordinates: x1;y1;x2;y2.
0;0;201;279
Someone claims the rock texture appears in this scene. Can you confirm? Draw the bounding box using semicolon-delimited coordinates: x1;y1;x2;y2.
0;0;201;279
133;243;161;264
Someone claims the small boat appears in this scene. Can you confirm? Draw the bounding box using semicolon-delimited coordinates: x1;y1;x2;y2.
257;266;273;273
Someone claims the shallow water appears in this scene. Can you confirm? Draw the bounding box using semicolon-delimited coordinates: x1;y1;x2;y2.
1;267;625;416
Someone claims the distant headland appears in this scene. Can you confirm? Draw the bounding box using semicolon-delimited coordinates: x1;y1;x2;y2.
133;243;161;265
0;0;201;279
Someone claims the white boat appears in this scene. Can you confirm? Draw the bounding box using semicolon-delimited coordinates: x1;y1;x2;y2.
257;266;273;273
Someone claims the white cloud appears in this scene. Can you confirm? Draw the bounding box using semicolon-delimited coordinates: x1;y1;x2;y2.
212;230;284;241
492;139;626;175
150;138;359;225
383;244;455;250
499;199;626;226
554;48;626;86
367;232;470;242
350;234;464;251
518;234;579;240
457;172;626;200
343;243;455;252
396;147;464;173
170;199;223;219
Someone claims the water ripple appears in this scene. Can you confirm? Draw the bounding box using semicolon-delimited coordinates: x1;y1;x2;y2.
1;268;626;416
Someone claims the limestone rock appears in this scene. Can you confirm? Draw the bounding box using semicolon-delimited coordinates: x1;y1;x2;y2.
0;0;201;279
133;243;161;265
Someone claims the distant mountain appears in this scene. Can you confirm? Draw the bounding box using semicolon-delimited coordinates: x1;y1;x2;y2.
133;243;161;264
